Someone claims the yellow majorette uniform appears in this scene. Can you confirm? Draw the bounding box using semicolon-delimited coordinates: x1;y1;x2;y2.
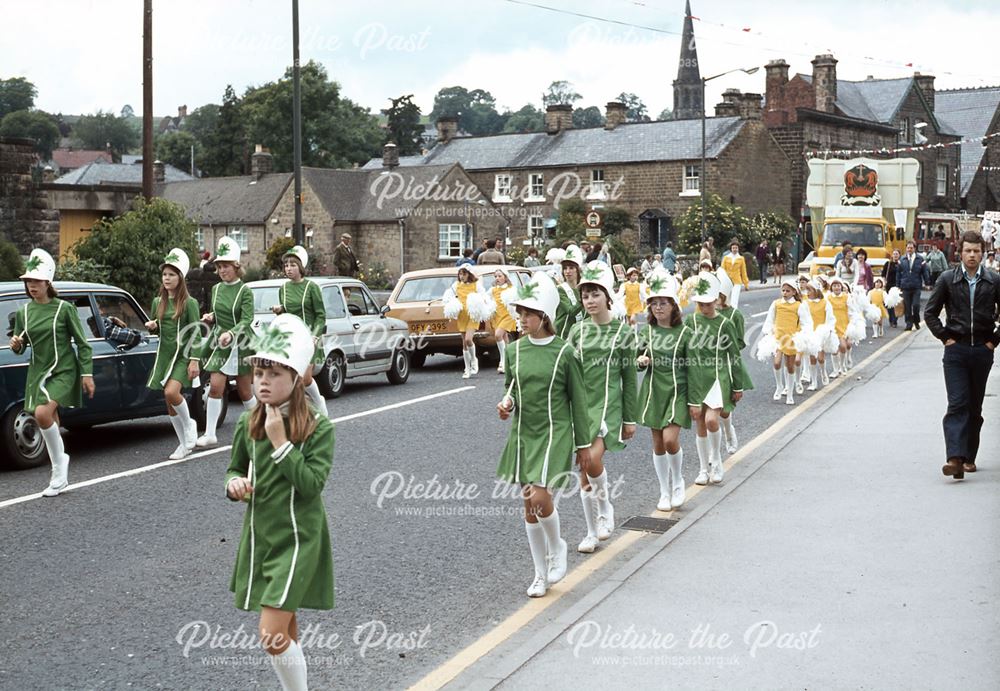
491;284;517;332
454;281;480;332
763;296;813;356
620;281;646;318
868;287;888;320
721;251;750;289
826;292;851;338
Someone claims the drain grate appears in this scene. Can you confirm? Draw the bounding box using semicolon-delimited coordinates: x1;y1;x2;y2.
620;516;678;534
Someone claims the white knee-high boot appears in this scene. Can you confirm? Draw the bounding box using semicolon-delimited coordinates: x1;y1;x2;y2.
269;641;308;691
168;414;189;460
721;414;738;453
469;346;479;374
197;397;223;446
708;428;724;483
590;470;614;540
524;521;548;597
652;452;670;510
173;398;196;450
772;367;784;400
461;348;472;379
497;340;507;372
578;487;599;552
694;435;710;485
40;422;69;495
538;511;567;584
667;450;685;508
784;370;795;404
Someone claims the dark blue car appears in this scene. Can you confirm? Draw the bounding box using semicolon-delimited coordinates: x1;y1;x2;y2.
1;281;228;470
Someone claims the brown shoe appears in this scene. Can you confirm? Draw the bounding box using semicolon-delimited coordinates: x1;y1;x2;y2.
942;458;965;479
963;462;977;473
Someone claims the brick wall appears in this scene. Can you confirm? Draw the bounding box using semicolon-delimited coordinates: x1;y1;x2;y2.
0;137;60;255
268;177;336;271
892;88;962;212
764;75;815;127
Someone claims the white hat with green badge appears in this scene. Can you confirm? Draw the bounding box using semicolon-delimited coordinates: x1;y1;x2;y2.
247;313;315;377
508;271;559;325
160;248;190;277
214;235;241;264
691;271;721;304
20;248;56;282
645;269;679;301
561;244;585;269
282;244;309;269
578;260;615;299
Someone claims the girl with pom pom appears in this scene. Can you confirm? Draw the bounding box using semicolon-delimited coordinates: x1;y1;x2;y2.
442;266;495;379
490;269;518;374
868;277;889;338
759;279;813;406
804;280;835;389
825;276;861;376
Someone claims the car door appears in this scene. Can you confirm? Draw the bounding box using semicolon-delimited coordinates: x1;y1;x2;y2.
344;283;391;371
320;285;356;371
61;292;124;425
93;292;161;415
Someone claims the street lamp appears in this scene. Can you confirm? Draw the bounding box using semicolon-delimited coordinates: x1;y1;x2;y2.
701;66;760;242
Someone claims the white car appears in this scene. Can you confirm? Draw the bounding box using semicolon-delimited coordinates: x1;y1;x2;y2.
247;277;412;397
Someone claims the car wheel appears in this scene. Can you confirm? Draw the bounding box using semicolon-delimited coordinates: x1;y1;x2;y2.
409;349;427;369
319;354;345;398
386;348;410;385
2;404;48;470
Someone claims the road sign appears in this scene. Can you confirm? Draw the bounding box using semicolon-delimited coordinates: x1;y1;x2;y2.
585;210;602;228
585;228;602;238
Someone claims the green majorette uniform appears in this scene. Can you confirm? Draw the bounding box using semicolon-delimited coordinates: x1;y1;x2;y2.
279;279;326;366
496;336;591;488
13;299;94;410
201;280;254;375
683;312;747;413
146;296;200;389
717;305;755;395
567;318;638;452
226;410;335;611
637;322;693;429
554;284;582;339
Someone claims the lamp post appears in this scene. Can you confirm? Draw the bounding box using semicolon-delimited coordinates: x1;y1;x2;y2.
701;66;760;242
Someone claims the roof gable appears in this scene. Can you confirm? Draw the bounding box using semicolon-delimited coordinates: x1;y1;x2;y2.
936;87;1000;196
158;173;292;225
55;161;194;185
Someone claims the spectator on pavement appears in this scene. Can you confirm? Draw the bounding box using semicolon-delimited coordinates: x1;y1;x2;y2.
661;242;677;273
477;239;505;265
523;247;540;267
771;240;786;284
835;248;857;285
455;248;475;267
595;242;611;266
885;249;901;327
898;240;929;331
721;239;750;290
985;250;999;272
471;239;489;262
699;238;715;268
651;254;663;272
925;245;948;286
924;230;1000;479
332;233;359;277
640;254;653;277
834;241;854;269
854;248;874;291
581;241;594;262
755;240;769;284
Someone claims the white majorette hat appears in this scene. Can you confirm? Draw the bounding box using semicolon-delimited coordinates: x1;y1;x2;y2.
691;271;721;304
561;244;585;268
780;278;800;292
828;276;846;289
578;260;615;298
715;266;741;309
20;248;56;282
247;313;314;377
545;247;566;265
160;248;190;277
214;235;241;264
282;244;309;269
508;271;559;325
645;269;678;301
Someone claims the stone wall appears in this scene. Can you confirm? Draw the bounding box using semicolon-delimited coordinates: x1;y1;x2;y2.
0;137;60;255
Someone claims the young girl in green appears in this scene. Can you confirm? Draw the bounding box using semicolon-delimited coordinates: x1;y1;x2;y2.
270;245;327;411
225;313;335;691
198;235;256;446
636;270;691;511
9;248;95;496
497;272;591;598
144;248;201;460
714;268;753;454
568;261;637;551
684;272;747;486
548;244;585;340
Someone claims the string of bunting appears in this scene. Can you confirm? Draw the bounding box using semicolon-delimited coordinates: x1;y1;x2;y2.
804;131;1000;158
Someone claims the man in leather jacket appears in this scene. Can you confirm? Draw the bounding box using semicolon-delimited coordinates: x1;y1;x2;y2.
924;230;1000;480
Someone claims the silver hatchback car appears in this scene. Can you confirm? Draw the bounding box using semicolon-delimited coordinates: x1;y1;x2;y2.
247;277;412;397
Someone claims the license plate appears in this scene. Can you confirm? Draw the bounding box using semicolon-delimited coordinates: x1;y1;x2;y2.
410;321;449;333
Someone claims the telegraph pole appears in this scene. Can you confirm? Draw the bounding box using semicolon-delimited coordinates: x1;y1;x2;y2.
292;0;303;244
142;0;153;200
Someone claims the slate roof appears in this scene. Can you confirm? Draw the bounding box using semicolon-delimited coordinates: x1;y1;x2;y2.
362;117;746;171
157;173;292;225
51;148;112;170
55;161;194;185
303;164;460;221
936;87;1000;197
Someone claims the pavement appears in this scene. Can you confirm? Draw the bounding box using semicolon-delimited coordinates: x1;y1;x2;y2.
445;328;1000;690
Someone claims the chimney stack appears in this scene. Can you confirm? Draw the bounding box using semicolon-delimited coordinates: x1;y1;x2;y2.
251;144;273;179
382;142;399;168
604;101;627;130
811;54;838;113
436;116;458;144
715;101;740;117
545;104;574;134
153;160;165;183
178;104;188;118
737;93;763;120
913;72;936;113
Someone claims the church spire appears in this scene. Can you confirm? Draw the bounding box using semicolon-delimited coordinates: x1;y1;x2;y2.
672;0;703;120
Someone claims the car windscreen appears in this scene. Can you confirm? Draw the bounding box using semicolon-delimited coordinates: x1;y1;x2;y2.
822;223;883;248
251;287;280;314
1;296;29;343
394;276;455;303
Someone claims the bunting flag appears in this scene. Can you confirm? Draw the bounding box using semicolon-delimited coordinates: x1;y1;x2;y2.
804;131;1000;158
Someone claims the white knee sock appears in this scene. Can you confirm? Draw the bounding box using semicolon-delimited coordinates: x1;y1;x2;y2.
497;339;506;365
174;398;192;427
721;415;736;443
773;367;783;389
304;381;325;411
242;395;257;411
269;640;308;691
667;450;684;488
168;413;186;446
462;347;471;373
695;435;710;474
40;422;66;467
579;488;598;538
524;521;548;579
589;469;612;517
538;510;562;551
652;452;670;498
784;370;795;399
707;428;723;464
204;397;222;436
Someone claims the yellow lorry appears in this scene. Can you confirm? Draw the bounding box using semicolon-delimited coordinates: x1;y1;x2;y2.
804;157;920;276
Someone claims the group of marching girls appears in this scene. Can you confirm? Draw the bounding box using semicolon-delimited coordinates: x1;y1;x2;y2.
495;244;753;598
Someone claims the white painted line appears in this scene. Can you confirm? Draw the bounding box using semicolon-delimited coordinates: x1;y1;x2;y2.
751;311;768;318
0;385;476;510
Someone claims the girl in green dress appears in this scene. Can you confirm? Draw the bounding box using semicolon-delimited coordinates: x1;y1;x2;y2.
548;244;585;340
636;270;692;511
568;261;637;552
270;245;327;411
197;235;256;447
144;248;201;460
9;248;95;496
497;272;591;598
225;313;334;691
683;272;747;487
714;268;754;454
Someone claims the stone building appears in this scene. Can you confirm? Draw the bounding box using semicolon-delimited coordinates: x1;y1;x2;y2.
0;137;60;255
936;87;1000;214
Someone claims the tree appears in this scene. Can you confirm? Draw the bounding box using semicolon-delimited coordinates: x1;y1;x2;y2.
265;237;296;273
72;110;138;157
0;77;36;119
382;94;423;155
71;197;199;305
428;86;503;135
615;92;650;122
552;199;637;267
542;80;582;107
0;110;60;159
155;130;200;174
0;239;24;281
183;104;219;148
200;86;244;177
572;106;604;128
501;104;544;133
673;194;793;254
657;107;673;121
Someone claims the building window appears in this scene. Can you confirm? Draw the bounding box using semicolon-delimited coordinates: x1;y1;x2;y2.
305;228;314;249
683;164;700;193
228;226;248;251
494;174;512;201
936;164;948;196
439;223;465;259
529;214;545;242
916;162;922;193
194;228;204;251
899;117;911;143
588;169;606;199
529;173;544;200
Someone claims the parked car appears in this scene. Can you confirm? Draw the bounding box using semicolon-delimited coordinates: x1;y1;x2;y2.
385;265;533;368
0;281;226;470
246;277;411;397
527;264;564;282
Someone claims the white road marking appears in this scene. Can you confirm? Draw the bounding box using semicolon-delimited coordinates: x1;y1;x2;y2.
0;386;476;510
751;311;768;318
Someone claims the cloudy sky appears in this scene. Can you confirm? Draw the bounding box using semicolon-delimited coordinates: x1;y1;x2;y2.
4;0;999;119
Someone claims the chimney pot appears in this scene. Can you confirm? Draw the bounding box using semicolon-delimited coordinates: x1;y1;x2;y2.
153;160;165;183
